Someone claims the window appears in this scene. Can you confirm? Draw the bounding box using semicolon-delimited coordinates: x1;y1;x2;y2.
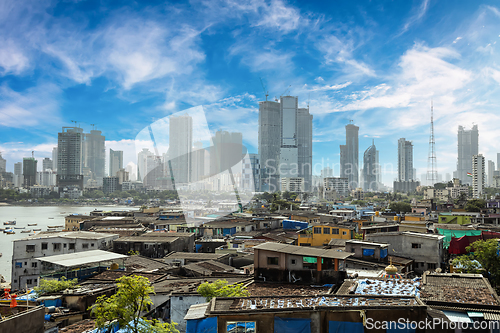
342;231;347;235
53;243;61;250
291;259;297;265
26;245;35;252
31;262;37;268
69;243;75;250
41;243;48;250
34;279;37;284
63;243;67;248
227;321;256;332
15;262;22;268
144;244;149;249
82;243;89;249
428;263;437;270
267;257;279;265
323;228;330;234
313;227;322;234
332;228;339;234
26;279;32;285
412;243;421;249
91;243;95;247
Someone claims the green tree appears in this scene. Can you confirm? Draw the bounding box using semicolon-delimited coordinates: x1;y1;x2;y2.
354;232;363;240
465;199;486;212
388;202;412;213
467;239;500;285
34;277;79;295
90;275;178;333
197;279;250;302
451;255;483;274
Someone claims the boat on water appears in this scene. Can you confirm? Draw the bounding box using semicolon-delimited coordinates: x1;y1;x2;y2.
48;225;63;228
48;217;54;219
3;220;16;225
28;223;37;226
4;230;15;234
33;228;41;231
14;226;25;229
21;230;31;233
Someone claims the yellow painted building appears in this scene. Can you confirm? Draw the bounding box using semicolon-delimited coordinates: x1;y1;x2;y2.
64;215;93;231
298;225;354;246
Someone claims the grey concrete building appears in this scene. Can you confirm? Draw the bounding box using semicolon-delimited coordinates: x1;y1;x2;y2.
366;231;445;275
169;114;192;184
109;149;123;177
23;157;37;187
473;154;485;198
362;140;378;191
57;127;84;189
83;130;105;186
340;123;359;190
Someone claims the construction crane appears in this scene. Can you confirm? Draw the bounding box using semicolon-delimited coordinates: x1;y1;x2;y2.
260;77;269;101
282;85;291;96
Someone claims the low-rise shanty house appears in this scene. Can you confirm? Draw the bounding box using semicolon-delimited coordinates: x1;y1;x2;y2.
366;231;445;275
297;224;355;247
326;238;347;250
290;212;321;224
79;216;137;231
398;219;432;233
90;209;136;217
249;217;281;230
420;272;500;327
438;212;480;225
361;223;399;237
36;250;128;282
64;214;95;231
150;219;187;232
344;239;388;262
182;260;241;277
151;277;252;333
329;209;356;220
0;305;45;333
185;295;428;333
112;235;187;258
337;278;420;297
139;231;195;252
199;220;256;237
253;242;353;284
123;254;175;273
163;252;231;266
195;239;228;253
90;224;148;237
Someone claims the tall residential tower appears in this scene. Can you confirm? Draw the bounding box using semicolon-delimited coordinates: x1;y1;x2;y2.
456;125;478;185
340;123;359;190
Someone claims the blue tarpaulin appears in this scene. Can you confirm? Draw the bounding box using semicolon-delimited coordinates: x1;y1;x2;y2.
363;249;375;256
186;317;217;333
380;248;388;258
328;321;364;333
195;244;202;253
282;220;309;230
274;317;311;333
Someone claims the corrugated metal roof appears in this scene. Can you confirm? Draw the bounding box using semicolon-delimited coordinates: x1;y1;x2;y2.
36;250;128;267
184;303;209;320
442;310;473;323
253;242;353;259
484;312;500;320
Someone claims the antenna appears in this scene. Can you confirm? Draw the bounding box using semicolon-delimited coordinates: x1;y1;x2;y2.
32;151;34;159
427;100;438;186
307;93;310;109
91;124;95;130
260;78;269;101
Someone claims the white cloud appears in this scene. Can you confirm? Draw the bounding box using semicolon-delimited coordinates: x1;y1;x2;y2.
0;39;29;75
453;36;462;43
397;0;430;36
254;0;302;33
305;81;352;92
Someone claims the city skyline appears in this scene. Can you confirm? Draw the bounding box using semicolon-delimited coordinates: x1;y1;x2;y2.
1;1;500;187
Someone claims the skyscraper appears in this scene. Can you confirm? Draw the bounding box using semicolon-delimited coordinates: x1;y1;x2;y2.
42;157;53;171
109;149;123;177
137;148;154;182
258;100;281;192
363;141;378;191
23;157;37;187
456;125;478;185
14;162;22;187
57;127;84;188
0;153;6;173
169;114;192;184
210;130;242;175
472;154;485;198
191;141;206;183
52;147;58;172
340;123;359;189
488;160;495;187
83;130;105;185
397;138;414;181
258;96;312;192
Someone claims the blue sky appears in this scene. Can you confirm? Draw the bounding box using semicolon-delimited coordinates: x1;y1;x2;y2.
1;0;500;186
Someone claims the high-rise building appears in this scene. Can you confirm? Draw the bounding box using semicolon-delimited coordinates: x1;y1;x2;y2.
23;157;37;187
191;141;206;183
109;149;123;177
57;127;84;189
258;96;312;192
456;125;478;185
320;167;333;179
169;114;192;184
362;141;378;191
83;130;105;186
497;153;500;171
323;177;349;198
210;130;242;176
0;153;6;173
488;160;495;187
52;147;58;172
397;138;414;181
258;100;281;192
42;157;53;171
137;148;154;182
340;123;359;189
103;176;120;194
472;154;485;198
241;153;260;191
14;162;22;187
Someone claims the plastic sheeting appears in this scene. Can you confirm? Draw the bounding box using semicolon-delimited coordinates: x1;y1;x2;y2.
355;279;420;297
362;249;375;256
328;321;364;333
282;220;309;230
437;228;482;249
380;248;388;258
186;317;217;333
449;235;482;254
274;317;311;333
